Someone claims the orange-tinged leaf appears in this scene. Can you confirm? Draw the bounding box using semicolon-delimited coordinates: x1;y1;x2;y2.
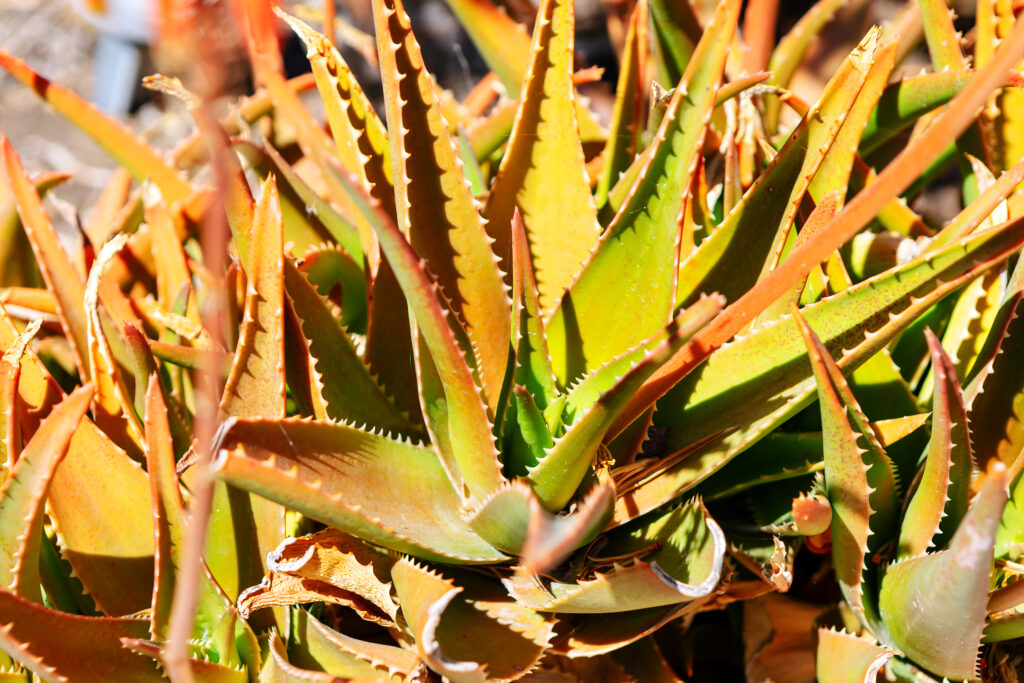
0;303;153;616
815;629;895;683
1;139;89;379
484;0;601;313
220;175;286;419
374;0;511;416
0;589;160;682
0;384;93;603
0;52;193;207
328;168;504;501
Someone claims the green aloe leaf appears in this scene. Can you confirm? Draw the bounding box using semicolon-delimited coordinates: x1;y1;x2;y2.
483;0;601;314
675;29;886;310
284;260;414;435
545;0;739;385
880;463;1010;680
0;384;93;603
529;295;722;511
288;609;420;680
213;417;504;563
618;214;1024;524
392;558;553;682
0;170;65;289
897;330;975;560
794;310;900;632
373;0;511;417
595;0;647;209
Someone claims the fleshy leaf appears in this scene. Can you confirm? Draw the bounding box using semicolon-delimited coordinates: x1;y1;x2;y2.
617;213;1024;524
675;30;887;309
897;330;975;560
0;304;153;615
213;417;503;563
793;310;899;631
373;0;511;416
327;166;504;501
505;499;725;613
528;295;722;511
879;463;1010;680
283;261;415;435
815;629;895;683
390;558;550;681
545;0;739;384
288;609;422;680
1;139;90;378
483;0;600;313
0;589;159;682
0;384;93;602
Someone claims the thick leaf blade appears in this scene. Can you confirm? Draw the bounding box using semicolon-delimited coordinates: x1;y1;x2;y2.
484;0;601;313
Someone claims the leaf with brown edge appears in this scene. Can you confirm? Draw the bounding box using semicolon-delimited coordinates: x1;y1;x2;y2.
505;498;725;613
238;529;398;626
221;175;286;419
327;165;504;501
483;0;600;314
373;0;511;418
283;260;416;436
0;304;153;616
0;319;39;472
213;417;504;563
391;558;550;682
289;609;422;681
277;10;392;203
1;139;89;379
897;330;975;561
793;310;899;633
0;52;194;209
0;384;92;603
815;629;895;683
0;589;160;682
545;0;738;385
880;462;1011;680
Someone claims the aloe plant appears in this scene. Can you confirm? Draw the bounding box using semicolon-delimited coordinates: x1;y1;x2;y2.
0;0;1023;680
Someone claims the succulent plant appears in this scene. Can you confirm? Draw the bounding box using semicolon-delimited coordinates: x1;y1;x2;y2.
0;0;1023;680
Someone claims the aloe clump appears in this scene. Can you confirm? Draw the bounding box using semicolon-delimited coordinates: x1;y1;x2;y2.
0;0;1023;680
